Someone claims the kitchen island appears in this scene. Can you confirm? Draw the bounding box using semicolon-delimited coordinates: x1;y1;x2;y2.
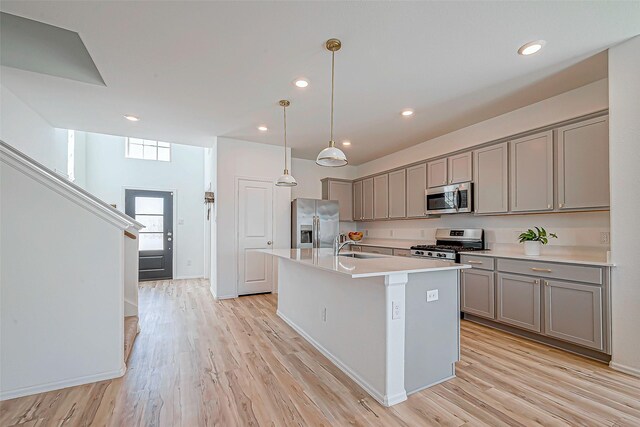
259;248;470;406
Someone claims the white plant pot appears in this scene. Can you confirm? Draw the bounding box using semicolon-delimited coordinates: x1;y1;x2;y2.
524;241;542;256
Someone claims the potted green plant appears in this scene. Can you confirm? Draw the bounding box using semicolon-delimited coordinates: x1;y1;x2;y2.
518;227;557;256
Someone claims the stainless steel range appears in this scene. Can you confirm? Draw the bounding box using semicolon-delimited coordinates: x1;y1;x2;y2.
411;228;485;262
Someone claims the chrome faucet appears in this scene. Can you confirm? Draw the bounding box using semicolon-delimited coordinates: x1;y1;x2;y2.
334;234;357;256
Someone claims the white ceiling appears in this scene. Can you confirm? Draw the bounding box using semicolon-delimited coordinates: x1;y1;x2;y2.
1;1;639;164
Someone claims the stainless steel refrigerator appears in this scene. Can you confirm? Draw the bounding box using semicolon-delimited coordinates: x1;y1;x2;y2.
291;198;340;248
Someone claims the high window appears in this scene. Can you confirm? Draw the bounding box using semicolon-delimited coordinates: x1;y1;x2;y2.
126;138;171;162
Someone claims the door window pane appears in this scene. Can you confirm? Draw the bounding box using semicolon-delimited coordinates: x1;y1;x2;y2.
135;197;163;214
135;215;164;232
139;233;164;251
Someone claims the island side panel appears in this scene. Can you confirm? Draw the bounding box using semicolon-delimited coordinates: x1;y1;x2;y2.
276;257;388;402
404;270;460;394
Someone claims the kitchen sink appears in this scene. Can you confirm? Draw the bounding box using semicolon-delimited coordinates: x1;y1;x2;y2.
338;253;383;259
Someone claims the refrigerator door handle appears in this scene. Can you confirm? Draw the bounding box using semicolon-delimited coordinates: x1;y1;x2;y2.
313;216;318;248
316;216;321;249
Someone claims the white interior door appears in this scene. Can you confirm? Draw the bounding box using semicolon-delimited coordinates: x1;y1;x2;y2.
238;179;274;295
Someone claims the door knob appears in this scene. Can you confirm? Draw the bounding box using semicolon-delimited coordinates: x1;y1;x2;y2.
168;238;172;241
267;241;272;246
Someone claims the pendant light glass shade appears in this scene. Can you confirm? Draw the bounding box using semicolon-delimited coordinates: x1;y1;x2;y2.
316;38;348;167
275;100;297;187
316;142;347;167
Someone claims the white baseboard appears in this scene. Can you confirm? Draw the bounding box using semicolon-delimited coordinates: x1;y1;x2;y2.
174;275;205;280
0;364;126;401
277;310;404;407
610;361;640;378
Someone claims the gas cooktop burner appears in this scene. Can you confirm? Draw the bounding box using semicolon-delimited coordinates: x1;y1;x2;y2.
410;244;485;252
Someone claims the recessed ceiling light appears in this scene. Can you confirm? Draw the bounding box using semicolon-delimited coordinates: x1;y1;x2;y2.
401;109;414;117
294;78;309;88
258;125;268;131
124;114;140;122
518;40;546;56
342;140;351;146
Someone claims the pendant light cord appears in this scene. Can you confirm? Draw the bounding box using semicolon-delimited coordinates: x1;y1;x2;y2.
330;49;335;146
283;104;288;173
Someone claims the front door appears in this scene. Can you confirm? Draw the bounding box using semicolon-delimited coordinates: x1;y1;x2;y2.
238;179;273;295
125;189;173;281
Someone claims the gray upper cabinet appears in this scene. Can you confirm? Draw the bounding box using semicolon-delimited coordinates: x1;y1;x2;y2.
448;152;473;185
353;180;363;221
461;269;495;319
544;279;603;350
427;158;448;188
373;174;389;219
474;142;508;214
496;273;541;333
362;178;374;220
406;163;427;217
388;169;406;219
322;179;352;221
557;116;609;210
510;131;554;212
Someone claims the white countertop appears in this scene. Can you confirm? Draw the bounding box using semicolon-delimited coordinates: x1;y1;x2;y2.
258;248;469;278
458;249;613;267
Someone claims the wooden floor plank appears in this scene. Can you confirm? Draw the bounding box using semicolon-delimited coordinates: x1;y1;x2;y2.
1;278;638;426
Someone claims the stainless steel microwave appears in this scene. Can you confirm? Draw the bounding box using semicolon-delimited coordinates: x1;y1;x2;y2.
425;182;473;215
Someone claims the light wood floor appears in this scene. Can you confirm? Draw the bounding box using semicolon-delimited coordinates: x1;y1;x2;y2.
2;279;639;426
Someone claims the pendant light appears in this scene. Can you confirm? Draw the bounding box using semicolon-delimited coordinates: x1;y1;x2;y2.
275;99;297;187
316;38;348;167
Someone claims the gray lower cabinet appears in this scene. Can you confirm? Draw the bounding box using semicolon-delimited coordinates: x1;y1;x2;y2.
406;163;427;217
510;131;554;212
373;174;389;219
461;269;495;319
474;142;508;214
388;169;406;218
362;178;374;220
496;273;541;333
556;116;610;210
353;181;363;221
544;279;603;350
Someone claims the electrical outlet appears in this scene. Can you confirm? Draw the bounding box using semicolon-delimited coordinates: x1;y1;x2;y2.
427;290;439;302
187;259;192;266
322;307;327;322
392;301;402;320
600;232;610;244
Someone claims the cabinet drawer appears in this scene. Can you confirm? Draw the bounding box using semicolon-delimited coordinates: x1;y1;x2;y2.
393;248;411;257
360;246;394;256
460;255;494;271
496;258;602;285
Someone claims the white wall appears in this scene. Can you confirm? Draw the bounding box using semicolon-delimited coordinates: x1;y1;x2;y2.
354;79;610;254
82;132;205;279
609;36;640;376
0;85;67;174
214;138;291;299
291;157;358;200
1;156;124;399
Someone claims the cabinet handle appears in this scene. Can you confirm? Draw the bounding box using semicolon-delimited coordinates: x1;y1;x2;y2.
530;267;552;273
547;204;552;209
559;203;564;208
467;260;483;264
534;279;540;285
544;281;549;286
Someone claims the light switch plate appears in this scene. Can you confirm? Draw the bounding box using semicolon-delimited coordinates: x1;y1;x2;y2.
392;301;402;320
427;290;439;302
